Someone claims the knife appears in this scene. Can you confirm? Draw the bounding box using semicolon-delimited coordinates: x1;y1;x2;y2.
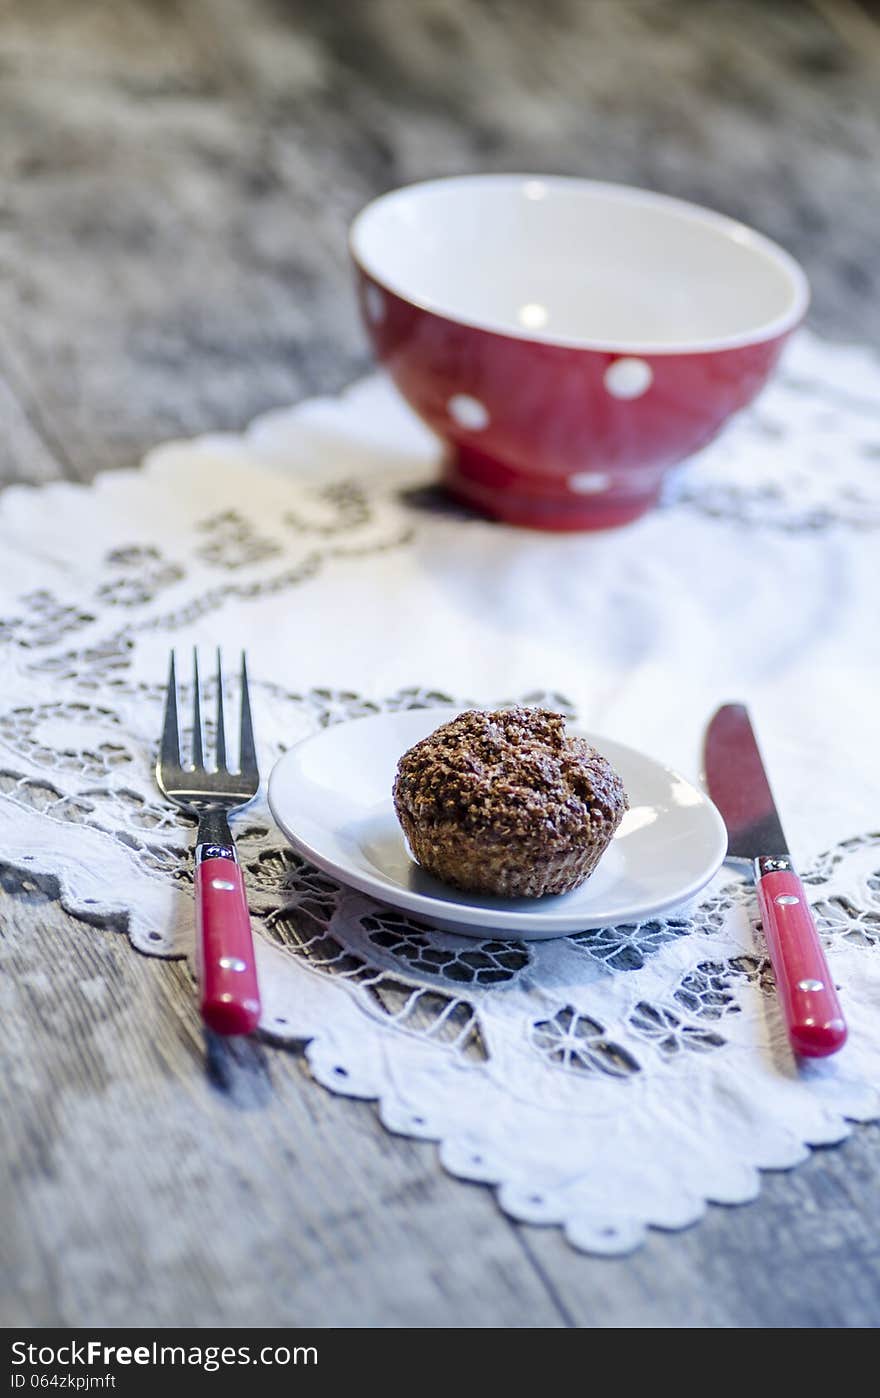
704;703;846;1058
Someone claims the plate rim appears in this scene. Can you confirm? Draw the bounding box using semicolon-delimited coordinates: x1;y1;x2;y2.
266;707;728;935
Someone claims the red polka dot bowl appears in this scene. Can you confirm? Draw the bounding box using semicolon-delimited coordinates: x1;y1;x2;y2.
350;175;809;530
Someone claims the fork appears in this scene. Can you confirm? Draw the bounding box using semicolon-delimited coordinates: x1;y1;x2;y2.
156;649;262;1036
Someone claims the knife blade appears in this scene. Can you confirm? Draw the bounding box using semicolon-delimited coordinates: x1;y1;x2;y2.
704;704;846;1059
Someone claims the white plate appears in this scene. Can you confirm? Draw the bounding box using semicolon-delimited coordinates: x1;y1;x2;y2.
267;708;728;940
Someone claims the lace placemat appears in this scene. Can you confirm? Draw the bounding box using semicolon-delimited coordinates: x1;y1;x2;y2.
1;330;879;1254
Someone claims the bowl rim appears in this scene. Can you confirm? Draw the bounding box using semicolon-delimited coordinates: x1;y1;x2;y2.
349;173;811;356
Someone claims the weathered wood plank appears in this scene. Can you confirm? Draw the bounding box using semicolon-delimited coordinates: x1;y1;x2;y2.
4;865;880;1329
0;872;565;1328
0;0;877;481
0;370;67;486
523;1126;880;1327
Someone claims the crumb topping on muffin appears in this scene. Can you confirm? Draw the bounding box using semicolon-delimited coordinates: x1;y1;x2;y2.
393;707;626;844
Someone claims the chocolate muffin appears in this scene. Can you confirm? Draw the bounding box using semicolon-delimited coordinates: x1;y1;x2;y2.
392;708;627;898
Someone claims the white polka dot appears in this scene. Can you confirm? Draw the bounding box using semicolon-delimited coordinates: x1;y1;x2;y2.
448;394;490;430
604;357;653;399
569;471;611;495
364;283;385;325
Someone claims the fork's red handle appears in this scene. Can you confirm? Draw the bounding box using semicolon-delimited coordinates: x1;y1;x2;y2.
756;868;846;1058
195;856;261;1035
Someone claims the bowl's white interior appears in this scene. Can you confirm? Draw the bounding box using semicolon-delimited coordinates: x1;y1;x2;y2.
350;175;808;352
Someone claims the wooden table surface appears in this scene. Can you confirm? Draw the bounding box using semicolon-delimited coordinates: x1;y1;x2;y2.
2;0;879;1329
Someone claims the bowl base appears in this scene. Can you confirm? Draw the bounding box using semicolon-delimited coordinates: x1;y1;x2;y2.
443;446;660;532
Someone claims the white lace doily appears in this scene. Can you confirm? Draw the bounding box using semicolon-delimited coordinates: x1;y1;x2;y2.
2;329;879;1254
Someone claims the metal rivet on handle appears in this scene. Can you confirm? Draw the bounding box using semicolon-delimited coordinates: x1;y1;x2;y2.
798;978;825;992
775;894;800;906
211;878;236;891
219;956;247;972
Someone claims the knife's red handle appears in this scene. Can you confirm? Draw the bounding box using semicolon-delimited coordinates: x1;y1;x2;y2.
195;856;261;1036
755;868;846;1058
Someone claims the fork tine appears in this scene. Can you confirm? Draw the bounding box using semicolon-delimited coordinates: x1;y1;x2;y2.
191;647;204;770
159;650;181;773
214;648;227;771
238;651;257;777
